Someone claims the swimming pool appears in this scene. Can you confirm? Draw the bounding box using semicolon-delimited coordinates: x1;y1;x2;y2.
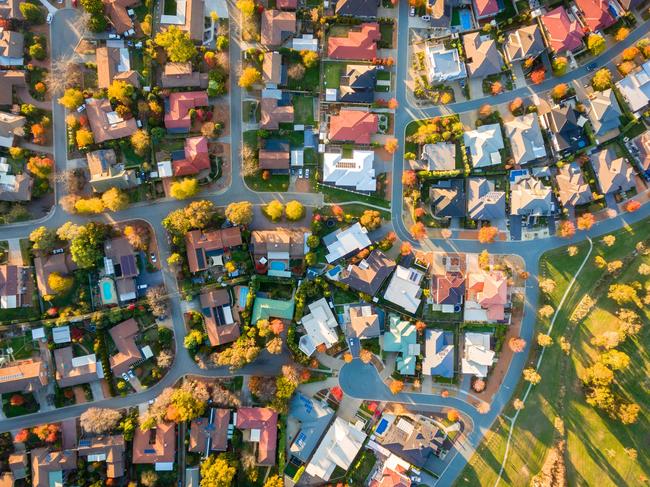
376;418;389;435
269;261;287;271
456;9;472;31
239;286;249;308
99;277;118;306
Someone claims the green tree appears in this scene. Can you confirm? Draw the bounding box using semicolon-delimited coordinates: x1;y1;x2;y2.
225;201;254;225
69;223;106;268
58;88;84;110
29;43;46;61
29;226;57;252
301;50;319;67
19;2;45;23
285;200;304;221
155;26;197;63
108;80;134;105
101;188;129;211
200;453;237;487
216;35;229;51
552;56;568;75
80;0;108;31
170;178;200;200
583;362;614;386
306;235;320;249
263;475;284;487
236;0;255;17
305;252;316;266
215;337;260;370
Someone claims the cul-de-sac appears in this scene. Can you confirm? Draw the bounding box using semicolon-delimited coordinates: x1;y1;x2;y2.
0;0;648;484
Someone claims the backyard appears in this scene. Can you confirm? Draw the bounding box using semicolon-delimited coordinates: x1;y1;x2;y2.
293;96;315;125
323;62;346;90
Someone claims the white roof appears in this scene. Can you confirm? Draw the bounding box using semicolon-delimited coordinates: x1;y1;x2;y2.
205;0;229;18
300;298;339;354
426;44;467;82
462;332;494;377
31;327;46;340
52;326;71;344
323;150;376;192
157;160;173;178
383;266;424;314
291;149;304;166
155;462;175;471
292;34;318;51
141;345;154;359
325;223;371;263
305;417;367;481
464;123;505;167
616;60;650;113
71;353;96;368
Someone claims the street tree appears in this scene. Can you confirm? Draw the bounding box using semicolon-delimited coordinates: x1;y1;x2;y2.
155;26;197;62
359;210;382;230
587;34;606;55
591;69;612;91
102;188;129;212
238;67;262;88
58;88;84;110
285;200;305;221
225;201;254;225
19;2;45;23
146;286;168;318
523;368;541;384
29;226;57;252
170;178;200;200
537;333;553;347
264;200;284;221
200;453;237;487
80;408;122;434
508;337;526;353
123;224;150;250
478;225;498;243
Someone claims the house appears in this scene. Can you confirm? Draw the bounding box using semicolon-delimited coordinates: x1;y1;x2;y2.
424;44;467;83
185;227;243;273
0;359;48;395
473;0;500;21
86;97;138;143
463;32;504;78
430;179;466;218
96;46;140;89
8;452;28;480
419;142;456;171
292;34;318;51
338;249;396;295
465;270;508;322
632;131;650;171
53;347;101;387
541;7;585;54
235;408;278;466
298;297;339;356
323;150;376;192
369;455;412;487
164;91;209;131
0;169;31;201
278;0;297;9
161;62;208;88
199;289;240;346
30;448;77;487
102;0;138;35
33;253;77;298
108;318;143;376
422;329;454;378
0;70;26;106
0;0;24;19
77;435;126;478
383;315;419;375
261;10;296;47
327;23;380;60
0;112;25;148
510;174;554;217
431;271;465;308
383;266;424;315
169;136;210;177
104;237;138;302
305;417;367;481
132;422;176;470
543;105;588;155
159;0;204;42
260;96;294;129
585;89;622;139
504;25;545;63
189;409;230;455
555;162;592;207
374;414;447;464
251;229;307;275
259;145;291;174
262;52;283;86
337;64;377;103
504;114;547;165
615;60;650;115
328;109;378;144
347;305;382;339
323;222;372;263
0;30;24;66
251;296;295;323
334;0;378;17
0;264;32;308
288;393;334;463
426;0;451;29
575;0;616;32
461;332;494;376
86;149;138;193
590;148;636;194
464;124;504;168
470;159;503;217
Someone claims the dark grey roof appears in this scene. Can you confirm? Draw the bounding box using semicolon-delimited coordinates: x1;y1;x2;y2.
430;179;466;218
467;178;506;220
339;250;396;295
548;105;586;153
338;65;377;103
335;0;378;17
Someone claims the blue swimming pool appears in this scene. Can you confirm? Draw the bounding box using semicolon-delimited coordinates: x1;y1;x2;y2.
326;266;341;279
269;261;287;271
458;9;472;31
99;277;118;305
101;280;113;300
376;418;389;435
239;286;249;308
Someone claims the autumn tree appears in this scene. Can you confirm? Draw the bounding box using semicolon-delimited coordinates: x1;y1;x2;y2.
447;409;460;422
587;34;606;55
157;350;173;369
491;81;503;95
387;98;399;109
225;201;254;225
102;187;129;211
75;197;105;214
76;128;94;148
402;170;417;187
239;67;262;88
618;403;640;424
537;333;553;347
384;138;398;154
552;56;568;75
538;304;554;319
146;286;168;318
29;226;57;252
539;278;556;295
264;200;284;221
591;69;612;91
530;68;546;84
360;210;382;230
478;225;498;244
215;337;260;369
551;83;568;101
140;471;158;487
389;380;404;395
602;234;616;247
285;200;305;221
523;367;541;385
131;129;151;156
170;178;200;200
124;224;150;250
410;222;426;240
608;284;640;306
155;25;197;62
625;200;640;212
48;272;73;295
615;27;629;42
19;2;45;23
266;337;283;355
359;349;373;363
163;200;216;236
264;475;284;487
577;212;595;230
513;398;525;410
58;88;84;109
583;362;614;386
300;50;319;67
558;220;575;238
415;321;426;334
567;245;578;257
509;97;523;114
200;453;237;487
400;241;412;255
472;379;486;392
108;80;134;105
509;337;526;353
594;255;607;268
167;387;207;422
80;408;122;434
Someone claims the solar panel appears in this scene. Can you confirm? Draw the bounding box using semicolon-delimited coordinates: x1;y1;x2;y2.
144;449;156;454
79;439;91;447
120;255;136;276
195;249;205;270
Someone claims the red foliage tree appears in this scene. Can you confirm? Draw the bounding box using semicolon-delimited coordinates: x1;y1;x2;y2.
14;429;29;443
270;319;284;335
9;394;25;406
625;200;641;212
530;68;546;84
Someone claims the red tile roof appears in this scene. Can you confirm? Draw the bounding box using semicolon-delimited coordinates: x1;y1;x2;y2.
108;318;142;376
328;109;378;144
261;10;296;46
542;7;585;53
236;408;278;465
473;0;500;18
277;0;297;9
575;0;615;32
173;136;210;176
185;227;243;273
468;271;508;321
189;409;230;453
327;23;380;60
132;423;176;465
164;91;209;130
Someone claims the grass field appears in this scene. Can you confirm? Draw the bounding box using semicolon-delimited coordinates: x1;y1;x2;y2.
323;62;345;89
293;96;314;125
457;219;650;486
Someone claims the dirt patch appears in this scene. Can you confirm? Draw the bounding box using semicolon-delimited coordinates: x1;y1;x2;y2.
294;178;311;193
73;386;87;404
212;103;230;137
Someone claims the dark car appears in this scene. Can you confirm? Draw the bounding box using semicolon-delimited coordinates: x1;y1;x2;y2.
586;63;597;72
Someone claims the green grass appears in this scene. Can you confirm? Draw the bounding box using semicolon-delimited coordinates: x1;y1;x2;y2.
286;64;320;92
379;23;394;48
346;449;377;485
243;101;259;123
2;393;38;417
0;336;35;359
243;130;259;150
245;174;289;192
293;96;315;125
324;62;345;89
163;0;177;15
458;218;650;486
318;183;390;209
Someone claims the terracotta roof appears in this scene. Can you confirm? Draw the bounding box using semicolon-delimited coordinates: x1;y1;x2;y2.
33;253;77;297
262;52;282;85
161;62;208;88
260;97;294;129
473;0;499;18
432;273;465;305
339;250;396;295
199;289;240;346
259;149;290;170
348;305;381;338
77;435;125;478
327;23;380;60
0;70;26;106
328;109;378;144
185;227;243;273
0;359;47;394
108;318;142;376
575;0;615;31
132;423;176;465
96;47;127;89
369;464;412;487
261;10;296;47
189;409;230;453
0;0;24;20
251;229;306;259
542;7;585;53
103;0;138;34
164;91;209;130
31;448;77;487
86;97;138;143
236;408;278;465
468;271;507;321
173;136;210;176
53;347;99;388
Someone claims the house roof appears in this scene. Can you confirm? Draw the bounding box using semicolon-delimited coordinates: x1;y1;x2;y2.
86;149;138;192
164;91;208;130
616;60;650;113
348;305;381;339
327;23;380;60
289;392;334;463
323;150;376;191
103;0;138;34
0;172;32;201
510;175;553;216
0;265;17;301
464;124;504;167
468;270;508;321
86;97;138;143
189;409;230;453
586;88;622;136
77;435;126;478
467;178;506;221
575;0;615;31
338;64;377;103
236;408;278;465
462;332;494;376
463;33;504;78
430;179;466;218
555;162;592;207
53;347;99;388
200;289;240;346
382;315;419;374
33;253;77;297
0;359;47;394
8;452;28;480
384;266;424;314
590;147;636;194
504;25;545;62
277;0;297;9
542;7;585;53
323;222;372;263
132;423;176;465
473;0;499;18
251;296;295;323
159;0;204;41
172;136;210;176
299;297;339;356
547;105;585;152
31;448;77;487
260;97;294;129
259;149;290;170
431;273;465;306
185;227;243;273
95;46;134;89
422;329;454;378
108;318;142;376
425;44;467;82
161;62;208;88
504;113;547;165
251;229;306;259
633;130;650;171
335;0;378;16
104;237;138;279
0;30;24;61
369;462;412;487
328;110;378;144
0;70;26;106
421;142;456;171
0;0;24;20
262;52;283;85
261;10;296;47
339;249;396;295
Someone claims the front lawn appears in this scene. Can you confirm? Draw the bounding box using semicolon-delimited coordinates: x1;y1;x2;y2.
245;173;289;192
2;393;38;417
379;22;394;48
0;335;35;359
293;96;315;125
318;183;390;209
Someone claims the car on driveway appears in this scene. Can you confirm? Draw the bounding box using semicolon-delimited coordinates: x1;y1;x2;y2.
46;13;53;24
150;252;157;264
121;373;129;382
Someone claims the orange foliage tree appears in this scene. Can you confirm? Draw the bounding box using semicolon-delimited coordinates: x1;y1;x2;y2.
478;226;498;244
410;222;426;240
402;170;417;187
530;68;546;84
625;200;640;212
389;380;404;395
577;213;595;230
558;220;576;238
400;241;412;255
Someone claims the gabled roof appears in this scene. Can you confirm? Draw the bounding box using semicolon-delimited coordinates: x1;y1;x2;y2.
132;423;176;465
590;148;636;194
161;62;208;88
384;266;424;315
260;97;294;129
96;46;135;89
164;91;208;130
473;0;499;18
173;136;210;176
555;162;592;207
547;105;586;152
0;359;47;394
77;435;126;478
575;0;615;31
31;448;77;487
462;332;494;377
0;30;24;62
616;60;650;113
430;179;466;218
200;289;240;346
422;329;454;378
0;70;26;106
586;89;622;136
510;175;554;216
541;7;585;53
0;0;24;20
189;409;230;454
108;318;142;376
421;142;456;171
504;113;547;165
328;110;378;144
504;25;545;62
86;148;138;192
464;124;504;167
467;178;506;220
327;23;380;60
261;10;296;47
33;253;77;297
633;130;650;171
53;347;99;387
467;270;508;321
236;408;278;465
251;296;295;322
431;273;465;305
86;97;138;143
383;314;419;374
103;0;138;34
339;249;396;295
348;305;382;339
323;222;372;263
338;64;377;103
463;33;504;78
185;227;243;273
323;150;376;191
262;52;283;85
251;229;306;259
259;149;290;170
299;297;339;356
289;393;334;463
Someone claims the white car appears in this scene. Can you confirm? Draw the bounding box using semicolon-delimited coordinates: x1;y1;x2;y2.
46;13;53;24
409;6;415;16
127;370;135;379
121;373;129;382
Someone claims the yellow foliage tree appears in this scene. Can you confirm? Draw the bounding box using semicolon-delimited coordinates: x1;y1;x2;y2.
102;188;129;212
47;272;73;295
58;88;84;109
170;178;200;200
74;197;105;214
285;200;304;221
131;129;151;157
76;128;94;148
238;67;262;89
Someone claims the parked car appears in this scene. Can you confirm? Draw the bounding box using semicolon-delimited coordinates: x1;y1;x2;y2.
72;0;77;6
121;373;129;382
150;252;157;263
127;370;135;379
137;284;148;291
51;248;65;255
305;168;310;178
76;104;86;113
421;15;431;21
586;62;597;72
409;6;416;16
46;13;53;24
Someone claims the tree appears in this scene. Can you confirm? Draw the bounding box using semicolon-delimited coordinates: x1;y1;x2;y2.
478;226;498;243
618;60;636;76
551;83;568;101
608;284;640;306
539;278;556;295
537;333;553;347
360;210;382;230
343;352;353;363
131;130;150;156
80;408;122;434
587;34;606;55
384;138;398;154
285;200;305;221
20;2;45;22
237;0;256;16
509;97;523;114
225;201;253;225
415;321;426;334
215;337;260;369
600;349;630;370
9;394;25;406
410;222;426;240
583;362;614;386
140;470;158;487
264;200;284;221
264;475;284;487
509;337;526;353
170;178;200;200
607;260;623;273
625;200;641;212
530;68;545;84
615;27;630;42
76;128;94;148
594;255;607;269
80;0;108;31
402;170;417;187
29;226;57;252
146;287;168;318
163;200;217;236
602;234;616;247
75;197;105;214
155;26;197;62
238;67;262;88
124;225;150;251
102;188;129;212
400;241;412;255
301;50;319;67
201;453;237;487
577;212;595;230
58;88;84;110
48;272;73;295
167;388;206;422
107;80;134;105
552;56;568;75
389;380;404;395
266;337;283;354
33;424;59;443
558;220;575;238
479;104;492;118
618;403;640;424
447;409;460;422
157;350;173;369
621;46;640;61
638;263;650;276
15;429;29;443
538;305;554;319
29;42;46;60
591;69;612;91
472;379;486;392
491;81;503;95
523;368;541;384
184;329;205;350
305;252;316;266
287;63;306;80
567;245;578;257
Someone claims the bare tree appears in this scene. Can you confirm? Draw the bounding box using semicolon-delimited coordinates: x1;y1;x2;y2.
210;384;240;408
146;286;168;318
157;350;173;369
47;54;81;94
80;408;122;434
